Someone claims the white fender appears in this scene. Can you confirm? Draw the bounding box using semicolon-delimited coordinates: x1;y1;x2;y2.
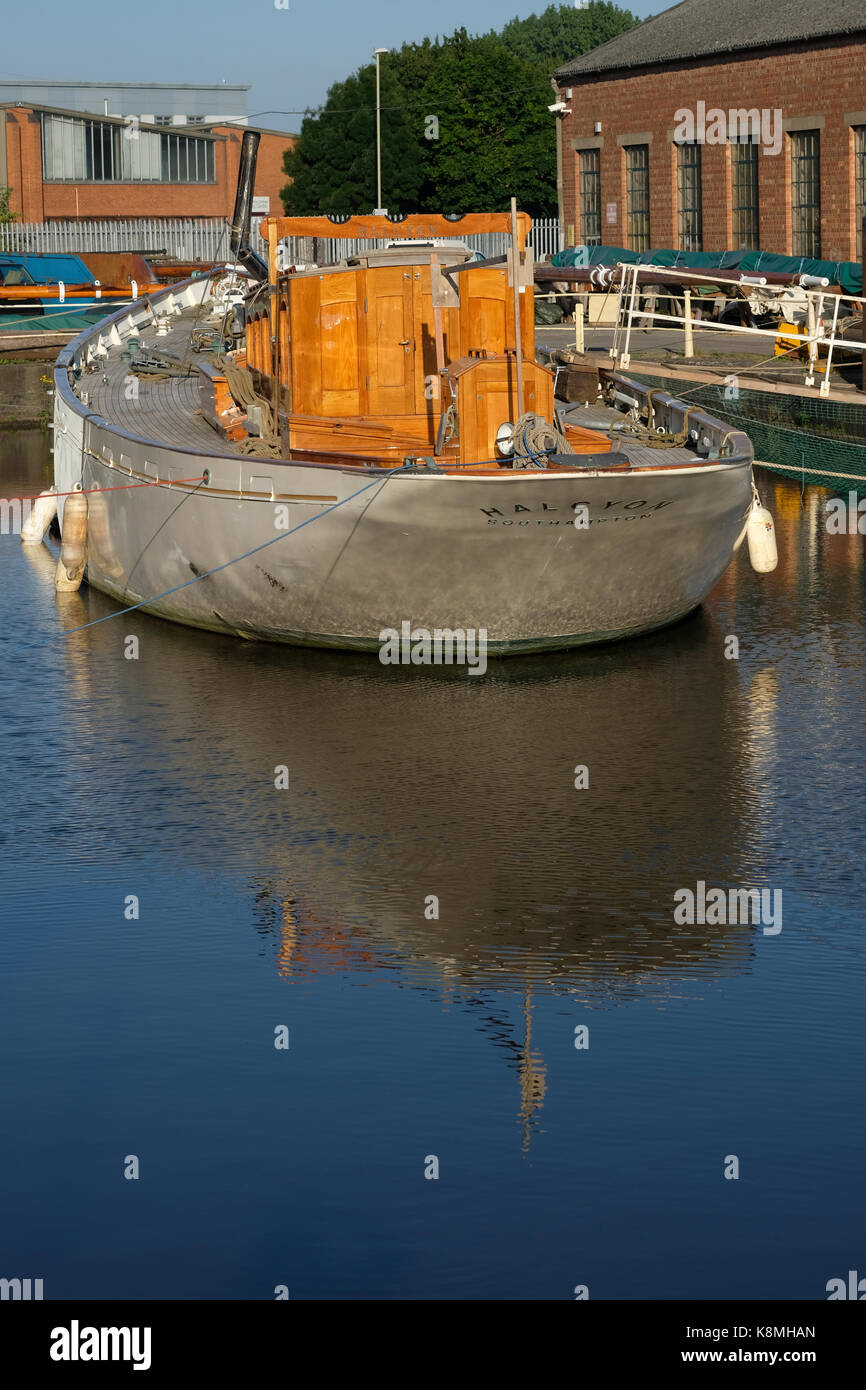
55;490;88;591
21;488;58;545
747;491;778;573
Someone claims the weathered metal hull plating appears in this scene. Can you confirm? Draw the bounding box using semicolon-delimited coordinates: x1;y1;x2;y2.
52;278;754;654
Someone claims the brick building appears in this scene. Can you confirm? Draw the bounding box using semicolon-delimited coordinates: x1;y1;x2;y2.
1;104;296;223
552;0;866;262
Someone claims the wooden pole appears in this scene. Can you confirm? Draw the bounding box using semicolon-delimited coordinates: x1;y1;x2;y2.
267;219;278;378
510;196;525;417
683;287;694;359
574;301;585;355
429;253;448;456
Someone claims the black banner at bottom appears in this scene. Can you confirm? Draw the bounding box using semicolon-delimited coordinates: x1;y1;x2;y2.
1;1299;860;1375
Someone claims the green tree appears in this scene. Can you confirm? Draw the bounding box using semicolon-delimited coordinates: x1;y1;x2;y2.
280;4;640;217
496;1;639;69
281;62;421;215
416;31;558;216
0;187;16;224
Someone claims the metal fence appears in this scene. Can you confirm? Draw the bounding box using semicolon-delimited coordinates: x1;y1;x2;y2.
0;215;563;263
0;217;234;260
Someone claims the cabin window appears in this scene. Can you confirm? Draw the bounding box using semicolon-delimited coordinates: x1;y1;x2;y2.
730;137;759;250
0;264;35;286
676;142;703;252
624;144;650;253
856;127;866;260
41;113;215;184
578;150;601;245
790;130;821;258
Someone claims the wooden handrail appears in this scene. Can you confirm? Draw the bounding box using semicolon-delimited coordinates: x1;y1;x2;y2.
261;212;532;251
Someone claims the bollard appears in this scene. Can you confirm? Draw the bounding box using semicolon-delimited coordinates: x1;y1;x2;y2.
574;301;585;355
683;288;694;359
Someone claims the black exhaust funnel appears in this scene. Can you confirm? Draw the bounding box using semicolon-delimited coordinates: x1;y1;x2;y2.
229;129;267;280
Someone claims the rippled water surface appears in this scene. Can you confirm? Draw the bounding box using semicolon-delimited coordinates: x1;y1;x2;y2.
1;430;863;1299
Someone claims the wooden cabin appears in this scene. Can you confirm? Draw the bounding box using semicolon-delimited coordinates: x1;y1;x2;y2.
216;213;611;469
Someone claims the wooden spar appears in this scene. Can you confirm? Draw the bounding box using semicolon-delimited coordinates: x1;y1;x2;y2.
260;211;532;251
510;197;524;417
0;283;162;301
430;253;447;456
534;264;840;290
429;254;447;374
268;220;279;379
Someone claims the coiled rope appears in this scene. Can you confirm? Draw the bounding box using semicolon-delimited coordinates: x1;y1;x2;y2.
511;412;575;468
210;355;282;457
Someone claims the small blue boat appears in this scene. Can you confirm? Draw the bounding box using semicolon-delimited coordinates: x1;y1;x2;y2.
0;252;133;333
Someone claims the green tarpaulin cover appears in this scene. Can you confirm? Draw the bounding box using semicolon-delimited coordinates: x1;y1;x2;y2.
550;245;862;294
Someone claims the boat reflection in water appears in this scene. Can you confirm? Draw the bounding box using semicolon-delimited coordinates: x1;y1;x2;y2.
55;575;772;1148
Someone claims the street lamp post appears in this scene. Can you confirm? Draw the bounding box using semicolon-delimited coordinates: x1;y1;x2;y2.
374;47;389;215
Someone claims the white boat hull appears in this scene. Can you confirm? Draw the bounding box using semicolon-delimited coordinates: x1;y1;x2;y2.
51;277;754;654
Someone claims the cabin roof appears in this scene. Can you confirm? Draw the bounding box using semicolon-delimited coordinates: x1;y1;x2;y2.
554;0;866;78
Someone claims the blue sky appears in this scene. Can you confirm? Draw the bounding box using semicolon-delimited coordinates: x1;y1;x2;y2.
0;0;658;131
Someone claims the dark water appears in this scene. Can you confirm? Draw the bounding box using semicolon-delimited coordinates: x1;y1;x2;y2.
1;430;864;1301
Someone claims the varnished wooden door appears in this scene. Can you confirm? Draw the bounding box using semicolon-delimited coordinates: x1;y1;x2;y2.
364;266;415;415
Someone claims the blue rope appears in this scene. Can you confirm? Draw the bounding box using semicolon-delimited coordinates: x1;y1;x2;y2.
517;428;554;469
12;465;405;651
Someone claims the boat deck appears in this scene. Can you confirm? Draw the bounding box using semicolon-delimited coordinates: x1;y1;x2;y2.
68;302;719;473
556;401;707;468
73;306;240;457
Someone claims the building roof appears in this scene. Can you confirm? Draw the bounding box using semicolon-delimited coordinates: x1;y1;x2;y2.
0;101;223;138
196;120;299;141
0;80;249;91
554;0;866;79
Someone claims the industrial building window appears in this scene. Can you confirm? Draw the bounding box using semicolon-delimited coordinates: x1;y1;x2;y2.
790;130;821;258
578;149;601;245
154;115;173;127
676;142;702;252
624;144;650;252
160;131;216;182
856;127;866;260
41;113;216;183
730;138;759;250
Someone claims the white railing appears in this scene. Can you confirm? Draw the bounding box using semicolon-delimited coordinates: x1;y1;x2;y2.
0;215;563;263
606;265;866;398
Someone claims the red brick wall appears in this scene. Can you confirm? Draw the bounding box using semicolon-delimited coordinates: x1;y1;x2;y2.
211;126;295;218
5;110;46;221
555;34;866;262
3;109;295;223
